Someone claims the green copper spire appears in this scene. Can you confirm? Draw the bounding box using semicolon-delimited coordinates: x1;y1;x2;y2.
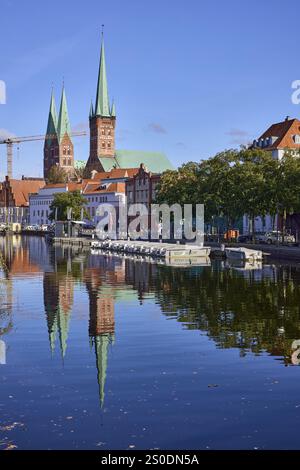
57;85;72;142
89;100;94;119
95;36;111;117
94;333;114;408
45;89;58;146
110;100;116;117
57;305;71;360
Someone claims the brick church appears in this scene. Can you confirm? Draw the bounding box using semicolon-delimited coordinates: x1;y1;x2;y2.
43;86;74;179
43;34;172;180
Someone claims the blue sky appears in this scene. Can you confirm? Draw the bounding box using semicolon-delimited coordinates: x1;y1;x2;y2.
1;0;300;178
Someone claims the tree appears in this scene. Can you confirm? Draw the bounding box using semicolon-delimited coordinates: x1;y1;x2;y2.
47;165;68;184
155;162;200;207
49;190;89;221
274;151;300;242
233;148;278;240
156;147;300;243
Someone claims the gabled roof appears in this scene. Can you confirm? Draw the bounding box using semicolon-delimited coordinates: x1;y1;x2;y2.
98;150;173;173
9;179;45;206
83;182;125;194
257;118;300;150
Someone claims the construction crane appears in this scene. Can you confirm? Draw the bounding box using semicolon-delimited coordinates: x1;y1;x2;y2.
0;131;87;178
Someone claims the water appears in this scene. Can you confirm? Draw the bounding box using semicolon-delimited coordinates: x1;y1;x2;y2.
1;236;300;450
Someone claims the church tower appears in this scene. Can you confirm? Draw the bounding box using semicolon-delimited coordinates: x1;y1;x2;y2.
43;90;59;179
57;86;74;178
43;86;74;180
84;34;116;177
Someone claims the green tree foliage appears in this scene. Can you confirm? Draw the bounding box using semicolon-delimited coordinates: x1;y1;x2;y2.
156;147;300;242
47;165;68;184
49;190;88;221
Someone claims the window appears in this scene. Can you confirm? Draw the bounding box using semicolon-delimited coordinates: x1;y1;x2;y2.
92;207;95;217
107;143;111;149
102;143;106;149
63;158;66;166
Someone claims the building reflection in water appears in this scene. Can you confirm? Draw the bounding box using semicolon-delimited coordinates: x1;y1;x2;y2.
4;236;300;394
0;235;41;364
43;272;74;358
85;268;115;408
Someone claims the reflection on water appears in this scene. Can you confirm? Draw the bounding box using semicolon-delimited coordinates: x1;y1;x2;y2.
2;235;300;449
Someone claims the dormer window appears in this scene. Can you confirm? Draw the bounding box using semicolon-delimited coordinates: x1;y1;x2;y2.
293;134;300;144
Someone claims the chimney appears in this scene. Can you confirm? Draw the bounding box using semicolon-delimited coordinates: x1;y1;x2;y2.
285;116;290;121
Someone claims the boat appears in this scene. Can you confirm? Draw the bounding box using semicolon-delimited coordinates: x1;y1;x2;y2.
225;247;263;262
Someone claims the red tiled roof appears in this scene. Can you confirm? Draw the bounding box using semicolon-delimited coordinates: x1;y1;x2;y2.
92;168;139;180
83;182;125;194
257;118;300;150
10;179;45;206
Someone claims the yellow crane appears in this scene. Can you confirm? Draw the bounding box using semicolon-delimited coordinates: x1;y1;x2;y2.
0;131;87;178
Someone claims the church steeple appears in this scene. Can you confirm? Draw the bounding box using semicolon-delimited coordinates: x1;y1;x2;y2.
110;100;116;118
95;35;110;117
45;89;58;143
44;89;59;179
89;100;94;119
57;85;71;142
84;33;116;177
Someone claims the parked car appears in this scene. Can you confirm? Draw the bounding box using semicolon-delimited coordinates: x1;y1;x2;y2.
262;231;295;244
237;234;252;243
254;232;266;243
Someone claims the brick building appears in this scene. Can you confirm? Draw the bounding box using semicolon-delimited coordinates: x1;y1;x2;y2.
0;176;45;224
84;35;173;177
125;163;161;235
43;87;74;180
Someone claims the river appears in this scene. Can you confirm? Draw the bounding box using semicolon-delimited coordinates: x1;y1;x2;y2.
1;235;300;450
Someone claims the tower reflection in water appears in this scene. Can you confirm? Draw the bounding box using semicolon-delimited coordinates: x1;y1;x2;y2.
85;268;115;408
42;245;118;408
4;236;300;406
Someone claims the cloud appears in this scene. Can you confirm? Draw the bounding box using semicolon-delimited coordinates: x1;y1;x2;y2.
148;122;167;134
0;128;15;140
175;142;186;148
226;128;250;145
226;128;249;137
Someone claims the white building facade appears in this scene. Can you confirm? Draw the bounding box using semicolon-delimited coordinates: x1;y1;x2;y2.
29;181;125;227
